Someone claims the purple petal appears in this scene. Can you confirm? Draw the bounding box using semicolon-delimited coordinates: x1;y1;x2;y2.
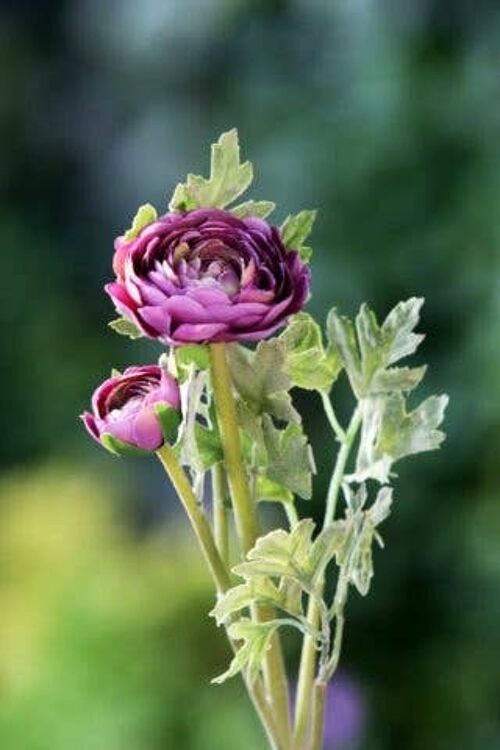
171;322;229;343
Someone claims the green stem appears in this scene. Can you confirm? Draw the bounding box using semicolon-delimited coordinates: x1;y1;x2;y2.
209;343;292;748
156;444;282;750
293;405;362;749
208;343;258;551
308;681;327;750
157;444;231;593
320;390;346;442
285;502;300;529
212;462;230;566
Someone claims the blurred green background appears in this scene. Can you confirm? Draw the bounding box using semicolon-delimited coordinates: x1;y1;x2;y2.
1;1;499;748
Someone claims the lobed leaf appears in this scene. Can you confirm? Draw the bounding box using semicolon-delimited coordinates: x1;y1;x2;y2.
327;298;426;398
262;417;315;500
278;313;342;392
169;129;253;211
227;340;299;424
280;210;317;261
352;392;449;483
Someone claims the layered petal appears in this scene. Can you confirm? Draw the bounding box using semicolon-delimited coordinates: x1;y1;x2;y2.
105;208;310;345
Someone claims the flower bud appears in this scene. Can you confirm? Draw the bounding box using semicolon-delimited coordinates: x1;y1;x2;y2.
81;365;181;454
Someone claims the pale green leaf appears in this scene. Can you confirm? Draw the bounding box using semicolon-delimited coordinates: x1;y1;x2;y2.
123;203;158;241
281;210;317;261
169;129;253;211
255;475;294;504
231;200;275;219
108;317;143;339
352;392;449;483
233;520;316;585
212;619;280;685
327;298;426;398
227;341;299;424
262;417;315;500
278;313;342;391
308;521;349;579
175;345;209;378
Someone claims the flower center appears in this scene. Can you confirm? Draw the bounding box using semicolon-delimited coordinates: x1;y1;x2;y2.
173;239;243;296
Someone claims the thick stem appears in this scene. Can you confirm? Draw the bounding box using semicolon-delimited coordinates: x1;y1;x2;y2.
209;343;292;748
308;681;327;750
156;444;282;750
293;406;362;749
212;462;230;566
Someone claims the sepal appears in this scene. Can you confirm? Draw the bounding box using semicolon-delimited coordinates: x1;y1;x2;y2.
154;403;182;445
100;433;151;457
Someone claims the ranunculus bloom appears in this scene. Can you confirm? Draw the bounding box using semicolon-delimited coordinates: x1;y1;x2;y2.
82;365;181;453
105;208;310;344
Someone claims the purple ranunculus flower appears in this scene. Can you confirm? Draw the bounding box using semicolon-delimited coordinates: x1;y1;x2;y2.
105;208;311;345
81;365;181;454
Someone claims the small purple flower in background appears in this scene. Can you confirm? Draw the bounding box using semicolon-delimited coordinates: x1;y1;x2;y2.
323;673;366;749
81;365;181;454
106;208;310;345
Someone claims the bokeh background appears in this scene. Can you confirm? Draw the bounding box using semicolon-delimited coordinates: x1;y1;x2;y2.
1;1;499;748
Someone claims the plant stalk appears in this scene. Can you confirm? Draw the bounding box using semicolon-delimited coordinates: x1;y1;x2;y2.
209;342;292;748
212;462;230;566
156;444;283;750
293;405;362;749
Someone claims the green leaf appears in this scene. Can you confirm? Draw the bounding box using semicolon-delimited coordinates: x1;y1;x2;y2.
169;129;253;211
174;344;209;382
327;298;426;398
210;576;302;626
212;619;280;685
278;313;342;391
227;341;299;424
100;433;150;457
233;520;315;585
308;522;350;579
108;317;143;339
262;417;315;500
231;200;275;219
340;486;393;596
352;392;449;483
154;404;182;445
194;423;223;469
255;475;294;504
123;203;158;241
280;210;317;261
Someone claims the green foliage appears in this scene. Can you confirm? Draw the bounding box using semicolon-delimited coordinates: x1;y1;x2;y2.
100;432;150;457
339;485;393;596
280;210;317;261
212;619;283;685
254;475;293;504
177;369;223;474
123;203;158;241
174;344;210;381
154;403;182;445
327;298;426;398
261;417;314;500
108;317;143;339
169;129;253;211
227;340;299;424
278;312;342;391
231;200;275;219
353;392;449;483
